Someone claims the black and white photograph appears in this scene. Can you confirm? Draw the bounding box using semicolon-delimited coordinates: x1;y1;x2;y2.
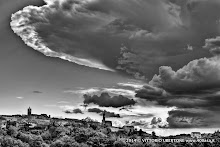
0;0;220;146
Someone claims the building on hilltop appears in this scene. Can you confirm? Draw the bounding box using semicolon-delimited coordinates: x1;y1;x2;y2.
123;125;135;134
102;110;112;127
28;107;32;116
102;110;106;125
26;107;50;120
191;132;201;139
0;117;7;129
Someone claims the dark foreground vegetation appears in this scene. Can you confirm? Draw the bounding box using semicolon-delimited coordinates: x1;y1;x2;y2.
0;118;220;147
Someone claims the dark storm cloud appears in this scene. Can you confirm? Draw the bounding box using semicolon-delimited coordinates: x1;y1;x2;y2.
135;83;220;109
64;108;83;114
83;92;136;108
165;97;207;108
167;109;208;128
149;57;220;94
135;84;167;99
116;0;220;78
135;56;220;128
88;108;103;113
135;82;220;128
88;108;120;118
10;0;114;71
166;109;220;128
10;0;220;78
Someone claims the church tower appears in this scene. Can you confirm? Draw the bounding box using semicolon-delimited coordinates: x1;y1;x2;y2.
27;107;32;116
102;110;106;125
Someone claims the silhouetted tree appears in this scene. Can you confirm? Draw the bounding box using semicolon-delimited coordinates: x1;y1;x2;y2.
152;131;156;138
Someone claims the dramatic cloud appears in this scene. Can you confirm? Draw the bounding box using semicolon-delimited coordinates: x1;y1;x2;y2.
83;92;136;108
150;57;220;94
11;0;220;78
10;1;114;71
135;84;167;99
136;83;220;110
166;109;220;128
165;97;207;108
136;76;220;128
116;0;220;78
64;108;83;114
59;105;85;114
88;108;120;118
88;108;103;113
135;42;220;128
135;84;220;128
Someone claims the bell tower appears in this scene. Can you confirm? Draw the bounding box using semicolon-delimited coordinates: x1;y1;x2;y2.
102;110;106;125
27;107;32;116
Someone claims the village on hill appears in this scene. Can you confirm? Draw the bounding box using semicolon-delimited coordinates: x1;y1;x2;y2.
0;107;219;147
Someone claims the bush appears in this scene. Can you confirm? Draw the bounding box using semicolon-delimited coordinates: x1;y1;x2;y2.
29;135;44;147
41;131;52;141
50;140;63;147
60;136;80;147
113;140;126;147
7;126;18;137
74;133;88;143
16;132;31;143
0;136;29;147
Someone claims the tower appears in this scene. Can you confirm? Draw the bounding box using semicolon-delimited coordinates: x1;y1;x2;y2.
102;110;106;125
27;107;32;116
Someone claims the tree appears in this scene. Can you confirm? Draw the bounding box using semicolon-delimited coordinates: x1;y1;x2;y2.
74;133;88;143
152;131;156;138
29;135;44;147
0;136;29;147
41;131;52;141
50;140;63;147
60;136;80;147
113;140;126;147
16;132;31;143
7;126;18;137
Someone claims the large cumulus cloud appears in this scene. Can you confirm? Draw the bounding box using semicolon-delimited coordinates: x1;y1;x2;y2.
150;56;220;94
117;0;220;78
64;108;83;114
83;92;136;107
135;33;220;128
11;0;220;78
136;55;220;127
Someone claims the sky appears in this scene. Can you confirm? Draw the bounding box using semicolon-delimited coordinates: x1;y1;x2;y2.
1;0;220;136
